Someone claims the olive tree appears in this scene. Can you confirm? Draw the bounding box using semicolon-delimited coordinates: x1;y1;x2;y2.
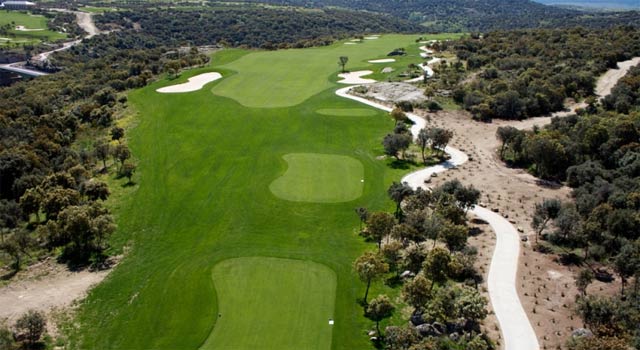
354;251;389;304
15;310;46;346
365;295;395;338
338;56;349;73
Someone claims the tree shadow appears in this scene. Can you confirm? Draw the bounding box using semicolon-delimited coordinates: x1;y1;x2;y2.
387;159;415;169
0;268;18;281
535;179;563;189
121;181;136;188
385;275;403;287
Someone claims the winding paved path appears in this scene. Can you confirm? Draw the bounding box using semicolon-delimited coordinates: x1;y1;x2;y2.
336;86;539;350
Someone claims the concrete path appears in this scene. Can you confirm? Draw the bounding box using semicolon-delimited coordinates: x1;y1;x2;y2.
336;85;540;350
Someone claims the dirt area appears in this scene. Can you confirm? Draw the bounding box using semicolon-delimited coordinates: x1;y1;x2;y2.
0;258;112;334
363;82;428;105
595;57;640;98
74;11;99;38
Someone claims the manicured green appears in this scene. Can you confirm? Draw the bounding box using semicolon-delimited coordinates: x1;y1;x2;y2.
270;153;364;203
0;10;67;46
70;35;443;350
202;257;336;350
316;108;376;117
212;34;461;108
80;6;117;13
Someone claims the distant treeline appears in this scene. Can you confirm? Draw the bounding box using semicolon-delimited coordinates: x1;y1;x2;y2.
225;0;640;32
95;7;421;49
447;27;640;120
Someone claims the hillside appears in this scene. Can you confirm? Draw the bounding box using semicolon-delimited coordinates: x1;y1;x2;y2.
228;0;640;31
94;6;421;49
534;0;640;10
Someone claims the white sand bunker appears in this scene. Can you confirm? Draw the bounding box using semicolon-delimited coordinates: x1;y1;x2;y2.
156;72;222;93
368;58;396;63
419;45;434;58
337;70;376;84
364;36;380;40
344;42;357;45
15;25;44;31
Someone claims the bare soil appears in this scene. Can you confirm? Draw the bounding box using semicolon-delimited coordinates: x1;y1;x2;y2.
0;258;112;334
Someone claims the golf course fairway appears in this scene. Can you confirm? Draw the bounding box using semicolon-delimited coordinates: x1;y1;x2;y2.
269;153;364;203
202;257;336;350
69;34;462;349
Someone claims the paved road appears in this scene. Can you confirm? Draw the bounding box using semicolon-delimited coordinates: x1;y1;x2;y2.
336;85;540;350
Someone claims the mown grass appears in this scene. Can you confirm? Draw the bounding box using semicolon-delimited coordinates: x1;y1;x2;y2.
269;153;364;203
0;10;67;46
212;34;463;108
70;34;444;349
202;257;336;350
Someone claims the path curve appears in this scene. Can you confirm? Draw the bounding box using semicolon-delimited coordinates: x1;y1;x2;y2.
336;86;539;350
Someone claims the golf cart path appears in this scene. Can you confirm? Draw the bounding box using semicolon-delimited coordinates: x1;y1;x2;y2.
336;86;539;350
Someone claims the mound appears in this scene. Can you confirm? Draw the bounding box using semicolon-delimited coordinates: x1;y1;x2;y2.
270;153;364;203
316;108;376;116
203;257;336;350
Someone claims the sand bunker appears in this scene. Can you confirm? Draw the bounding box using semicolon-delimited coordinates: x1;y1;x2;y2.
344;42;357;45
15;25;44;31
368;58;396;63
156;72;222;93
337;70;376;84
419;45;434;58
364;36;379;40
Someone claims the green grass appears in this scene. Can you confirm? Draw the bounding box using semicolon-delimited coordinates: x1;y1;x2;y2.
70;34;445;350
0;10;67;46
212;34;462;108
80;6;117;13
202;257;336;350
269;153;364;203
316;108;376;117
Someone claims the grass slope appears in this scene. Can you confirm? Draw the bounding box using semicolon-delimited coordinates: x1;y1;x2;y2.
270;153;364;203
203;257;336;350
71;35;452;349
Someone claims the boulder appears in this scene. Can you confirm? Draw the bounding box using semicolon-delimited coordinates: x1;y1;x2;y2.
449;332;460;341
415;323;432;337
571;328;593;338
410;313;425;326
432;322;445;335
400;270;415;279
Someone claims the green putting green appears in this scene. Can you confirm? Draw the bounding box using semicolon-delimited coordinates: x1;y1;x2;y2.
270;153;364;203
202;257;336;350
316;108;376;117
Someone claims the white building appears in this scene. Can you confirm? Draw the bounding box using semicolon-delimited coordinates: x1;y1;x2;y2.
1;1;37;10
